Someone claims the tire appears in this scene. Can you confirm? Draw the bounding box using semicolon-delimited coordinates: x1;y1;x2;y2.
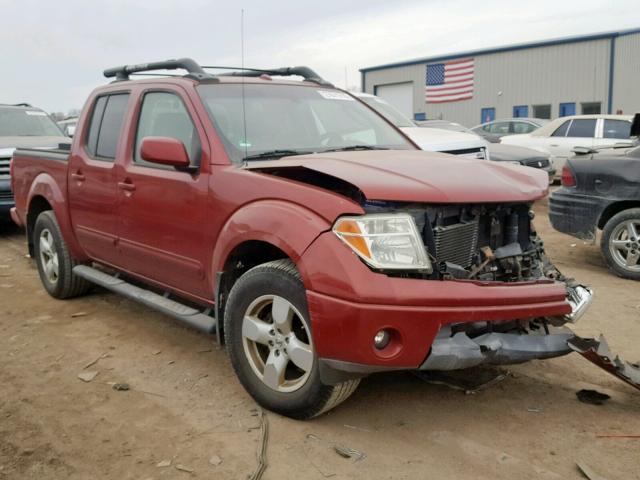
33;210;91;298
600;208;640;281
224;259;359;419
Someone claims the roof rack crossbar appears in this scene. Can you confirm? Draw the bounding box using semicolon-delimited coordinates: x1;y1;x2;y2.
203;65;333;87
103;58;215;81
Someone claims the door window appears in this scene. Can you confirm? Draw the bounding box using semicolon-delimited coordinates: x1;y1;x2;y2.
85;96;107;157
511;121;537;134
488;122;510;134
602;119;631;139
567;119;596;138
96;94;130;159
134;92;201;169
551;120;571;137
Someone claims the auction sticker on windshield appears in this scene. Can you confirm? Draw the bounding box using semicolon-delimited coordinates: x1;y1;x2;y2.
317;90;355;101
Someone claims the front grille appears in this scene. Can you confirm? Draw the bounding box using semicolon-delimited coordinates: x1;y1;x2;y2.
433;221;479;268
442;147;486;159
0;191;13;201
523;158;550;168
0;158;10;179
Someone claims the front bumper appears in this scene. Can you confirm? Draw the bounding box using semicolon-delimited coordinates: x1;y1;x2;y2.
301;232;574;378
549;189;607;241
0;179;14;217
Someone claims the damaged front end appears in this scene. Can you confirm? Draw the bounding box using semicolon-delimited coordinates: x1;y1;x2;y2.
362;200;595;369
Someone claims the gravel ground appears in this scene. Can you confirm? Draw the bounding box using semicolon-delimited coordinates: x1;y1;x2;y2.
1;201;639;480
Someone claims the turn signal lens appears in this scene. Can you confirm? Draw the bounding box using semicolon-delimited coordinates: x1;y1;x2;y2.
333;214;432;271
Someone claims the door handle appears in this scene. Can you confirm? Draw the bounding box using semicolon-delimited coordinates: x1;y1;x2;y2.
71;171;85;181
117;181;136;192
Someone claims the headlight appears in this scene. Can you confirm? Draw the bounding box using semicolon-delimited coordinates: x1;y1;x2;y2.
333;214;432;271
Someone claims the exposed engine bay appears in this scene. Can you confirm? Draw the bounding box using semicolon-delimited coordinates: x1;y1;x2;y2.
363;199;565;284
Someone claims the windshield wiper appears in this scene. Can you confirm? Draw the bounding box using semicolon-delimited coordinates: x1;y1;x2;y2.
243;149;305;161
321;145;389;152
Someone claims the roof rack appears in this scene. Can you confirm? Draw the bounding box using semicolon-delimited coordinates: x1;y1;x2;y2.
103;58;217;81
203;65;333;87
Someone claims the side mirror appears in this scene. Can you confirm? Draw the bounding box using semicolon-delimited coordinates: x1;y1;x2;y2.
140;136;191;168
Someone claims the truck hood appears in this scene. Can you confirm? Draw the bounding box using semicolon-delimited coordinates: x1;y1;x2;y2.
0;136;70;149
399;127;488;153
246;150;549;203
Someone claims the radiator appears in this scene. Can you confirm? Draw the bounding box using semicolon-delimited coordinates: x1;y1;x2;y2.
433;221;479;268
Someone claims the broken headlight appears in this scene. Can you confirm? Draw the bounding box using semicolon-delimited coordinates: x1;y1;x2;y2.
333;214;432;272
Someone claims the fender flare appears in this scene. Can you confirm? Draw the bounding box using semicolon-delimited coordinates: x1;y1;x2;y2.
26;173;86;260
211;199;332;288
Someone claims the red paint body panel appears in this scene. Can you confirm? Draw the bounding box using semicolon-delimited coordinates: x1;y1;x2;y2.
10;75;571;371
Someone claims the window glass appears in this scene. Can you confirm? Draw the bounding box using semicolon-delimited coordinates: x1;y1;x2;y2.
532;104;551;119
603;119;631;139
0;108;63;137
511;122;537;134
96;94;129;159
567;119;596;138
134;92;201;168
85;96;107;157
581;102;601;115
487;122;509;134
551;120;570;137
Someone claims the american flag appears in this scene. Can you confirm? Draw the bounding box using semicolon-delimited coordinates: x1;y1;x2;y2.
425;58;474;103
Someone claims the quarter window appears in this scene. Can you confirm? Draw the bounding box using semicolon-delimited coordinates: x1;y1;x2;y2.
603;119;631;139
85;96;107;157
96;94;130;159
551;121;570;137
134;92;201;168
567;119;596;138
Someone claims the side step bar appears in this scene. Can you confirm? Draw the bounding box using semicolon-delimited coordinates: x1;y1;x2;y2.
73;265;217;334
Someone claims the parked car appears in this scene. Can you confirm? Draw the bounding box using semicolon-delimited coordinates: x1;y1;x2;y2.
0;103;69;219
11;58;594;419
472;118;549;143
57;117;78;137
355;93;489;159
501;115;634;180
419;119;555;181
549;119;640;280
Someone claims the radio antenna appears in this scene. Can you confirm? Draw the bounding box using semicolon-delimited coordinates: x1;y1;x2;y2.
240;8;248;163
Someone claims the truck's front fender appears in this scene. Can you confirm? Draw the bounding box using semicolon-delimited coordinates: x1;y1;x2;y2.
211;199;332;289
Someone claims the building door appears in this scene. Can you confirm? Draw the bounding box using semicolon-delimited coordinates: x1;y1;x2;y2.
480;108;495;123
513;105;528;118
559;103;576;117
375;82;414;119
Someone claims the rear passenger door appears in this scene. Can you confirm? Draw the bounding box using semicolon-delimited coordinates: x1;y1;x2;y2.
594;119;632;147
116;88;211;299
68;92;129;265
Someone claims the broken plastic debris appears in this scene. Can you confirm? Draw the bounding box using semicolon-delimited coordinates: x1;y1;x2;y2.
576;389;610;405
77;371;99;382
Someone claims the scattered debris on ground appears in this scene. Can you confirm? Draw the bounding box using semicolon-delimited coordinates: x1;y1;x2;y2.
576;461;608;480
83;352;110;369
70;312;89;318
208;454;223;466
77;371;99;382
156;459;171;468
306;434;366;462
175;464;194;473
112;383;130;391
248;408;269;480
413;367;508;394
576;389;611;406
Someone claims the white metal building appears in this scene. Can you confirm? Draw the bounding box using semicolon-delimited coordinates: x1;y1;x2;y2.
359;28;640;127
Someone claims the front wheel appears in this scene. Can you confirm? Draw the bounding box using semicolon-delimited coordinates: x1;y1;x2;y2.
224;259;359;419
601;208;640;281
33;210;91;298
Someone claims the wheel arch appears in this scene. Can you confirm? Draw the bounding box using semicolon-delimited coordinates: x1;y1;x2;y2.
598;201;640;230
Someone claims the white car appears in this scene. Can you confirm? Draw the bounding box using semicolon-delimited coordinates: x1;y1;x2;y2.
355;93;490;160
500;114;633;179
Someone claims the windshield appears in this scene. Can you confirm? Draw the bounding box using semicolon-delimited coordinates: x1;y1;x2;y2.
358;96;415;128
197;84;414;163
0;108;63;137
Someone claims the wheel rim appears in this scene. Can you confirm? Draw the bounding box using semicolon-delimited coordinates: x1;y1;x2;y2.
39;228;60;284
241;295;313;393
609;219;640;272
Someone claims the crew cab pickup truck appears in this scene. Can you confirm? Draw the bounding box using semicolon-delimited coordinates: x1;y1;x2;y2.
10;58;602;419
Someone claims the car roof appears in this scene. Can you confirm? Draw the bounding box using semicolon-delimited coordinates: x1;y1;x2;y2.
474;118;548;128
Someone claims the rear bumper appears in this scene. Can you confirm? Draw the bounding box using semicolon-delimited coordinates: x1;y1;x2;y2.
301;232;573;378
549;189;606;241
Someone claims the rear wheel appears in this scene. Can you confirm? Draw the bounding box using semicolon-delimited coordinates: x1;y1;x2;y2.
224;259;359;419
33;211;91;298
601;208;640;281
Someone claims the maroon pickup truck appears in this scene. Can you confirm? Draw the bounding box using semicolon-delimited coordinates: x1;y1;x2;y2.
10;58;600;419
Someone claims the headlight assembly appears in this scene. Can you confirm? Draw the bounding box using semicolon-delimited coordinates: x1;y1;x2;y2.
333;214;432;272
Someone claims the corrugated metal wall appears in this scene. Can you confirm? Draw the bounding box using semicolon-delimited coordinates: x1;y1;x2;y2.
612;32;640;114
363;38;615;127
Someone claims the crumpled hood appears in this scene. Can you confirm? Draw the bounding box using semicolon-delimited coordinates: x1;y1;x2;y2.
246;150;549;203
0;136;70;150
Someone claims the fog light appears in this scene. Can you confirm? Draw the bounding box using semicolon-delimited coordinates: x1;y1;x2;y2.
374;329;390;350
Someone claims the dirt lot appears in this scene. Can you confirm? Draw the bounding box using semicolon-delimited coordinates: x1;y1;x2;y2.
1;200;639;480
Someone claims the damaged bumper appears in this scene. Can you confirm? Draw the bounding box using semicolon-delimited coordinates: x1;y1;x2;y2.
419;326;574;370
568;335;640;392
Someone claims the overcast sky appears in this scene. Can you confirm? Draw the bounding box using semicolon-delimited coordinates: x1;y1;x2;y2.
1;0;638;113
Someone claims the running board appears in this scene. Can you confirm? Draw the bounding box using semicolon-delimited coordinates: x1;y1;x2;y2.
73;265;217;334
